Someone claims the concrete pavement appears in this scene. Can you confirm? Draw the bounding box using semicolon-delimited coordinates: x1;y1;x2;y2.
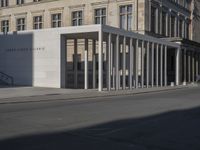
0;85;192;104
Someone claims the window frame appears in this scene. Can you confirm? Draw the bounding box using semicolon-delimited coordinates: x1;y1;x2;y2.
71;10;83;26
33;15;43;30
1;20;9;33
119;4;133;31
16;17;26;31
94;7;106;25
51;13;62;28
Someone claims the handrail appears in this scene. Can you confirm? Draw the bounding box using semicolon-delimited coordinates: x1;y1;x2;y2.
0;72;14;86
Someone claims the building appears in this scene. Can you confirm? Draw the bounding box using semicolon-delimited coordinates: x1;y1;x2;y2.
0;0;199;91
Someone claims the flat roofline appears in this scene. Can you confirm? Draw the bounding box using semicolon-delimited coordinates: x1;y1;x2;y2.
0;24;180;48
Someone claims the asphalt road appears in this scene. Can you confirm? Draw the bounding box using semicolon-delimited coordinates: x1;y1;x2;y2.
0;87;200;150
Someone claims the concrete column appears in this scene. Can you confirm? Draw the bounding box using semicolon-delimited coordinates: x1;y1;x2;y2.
122;36;126;90
98;31;103;91
160;45;163;86
129;38;133;89
151;43;155;87
135;39;139;88
92;40;96;89
156;44;159;87
176;48;181;86
84;39;88;90
188;51;191;82
111;43;114;89
115;35;119;90
183;48;187;84
198;53;200;76
141;41;145;88
164;45;167;86
107;33;111;91
74;39;78;88
196;51;198;81
61;36;67;88
192;51;195;83
146;41;150;88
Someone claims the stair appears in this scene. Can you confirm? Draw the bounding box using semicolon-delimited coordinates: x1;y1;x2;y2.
0;72;14;88
0;80;9;88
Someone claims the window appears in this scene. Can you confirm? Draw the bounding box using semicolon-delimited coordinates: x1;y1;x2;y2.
16;0;24;5
16;18;25;31
51;13;61;28
33;16;43;29
33;0;41;2
1;0;8;7
151;6;157;33
119;5;132;31
94;8;106;25
179;19;183;37
186;22;190;39
72;11;83;26
171;16;175;37
162;11;167;36
1;20;9;33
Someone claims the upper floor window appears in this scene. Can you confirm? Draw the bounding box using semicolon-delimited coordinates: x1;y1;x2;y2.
179;19;183;38
16;18;25;31
72;11;83;26
162;11;167;36
171;15;176;37
186;22;190;39
1;0;8;7
33;0;41;2
33;16;43;29
94;8;106;25
17;0;24;5
151;6;157;33
1;20;9;33
51;13;61;28
119;5;132;31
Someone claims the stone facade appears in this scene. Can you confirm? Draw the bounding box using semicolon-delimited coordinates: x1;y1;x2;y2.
0;0;195;40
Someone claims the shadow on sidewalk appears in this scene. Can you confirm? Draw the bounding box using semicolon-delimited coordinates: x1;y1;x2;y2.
1;107;200;150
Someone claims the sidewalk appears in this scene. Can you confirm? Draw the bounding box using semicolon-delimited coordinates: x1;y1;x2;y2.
0;85;192;104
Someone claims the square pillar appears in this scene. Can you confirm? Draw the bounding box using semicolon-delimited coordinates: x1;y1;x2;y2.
188;51;191;82
115;35;119;90
122;36;126;90
74;39;78;88
129;38;133;89
135;39;139;88
176;48;181;86
156;44;159;87
84;39;88;90
164;45;167;86
160;45;163;86
92;40;96;89
146;41;150;88
183;48;187;85
107;33;111;91
192;51;195;83
151;42;155;87
98;31;103;91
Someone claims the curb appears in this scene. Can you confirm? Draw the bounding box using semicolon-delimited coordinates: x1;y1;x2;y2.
0;86;189;105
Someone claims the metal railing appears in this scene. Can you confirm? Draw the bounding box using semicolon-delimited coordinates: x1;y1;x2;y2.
0;72;14;86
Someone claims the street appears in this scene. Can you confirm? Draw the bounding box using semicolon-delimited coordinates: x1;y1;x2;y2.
0;87;200;150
